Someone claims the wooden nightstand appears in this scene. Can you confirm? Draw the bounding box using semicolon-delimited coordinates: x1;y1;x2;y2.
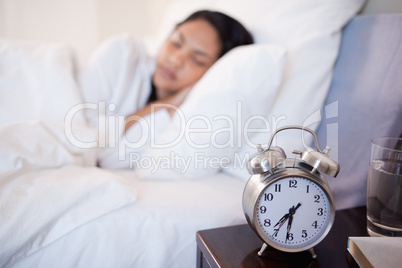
196;206;367;268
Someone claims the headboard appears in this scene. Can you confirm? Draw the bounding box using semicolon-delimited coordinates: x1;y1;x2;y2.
314;13;402;209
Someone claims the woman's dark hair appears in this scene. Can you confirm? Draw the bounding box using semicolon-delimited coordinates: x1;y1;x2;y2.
178;10;254;58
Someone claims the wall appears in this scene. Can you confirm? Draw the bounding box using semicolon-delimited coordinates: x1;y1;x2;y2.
0;0;171;63
361;0;402;14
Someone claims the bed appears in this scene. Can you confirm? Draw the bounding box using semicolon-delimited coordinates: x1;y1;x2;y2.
1;0;402;267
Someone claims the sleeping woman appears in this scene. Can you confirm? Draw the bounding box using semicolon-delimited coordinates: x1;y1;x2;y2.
124;10;254;131
80;10;253;171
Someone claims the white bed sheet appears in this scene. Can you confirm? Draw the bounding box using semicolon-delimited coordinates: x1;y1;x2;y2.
9;170;246;268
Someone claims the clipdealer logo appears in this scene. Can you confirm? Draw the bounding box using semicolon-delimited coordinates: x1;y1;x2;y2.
64;101;287;151
63;100;339;172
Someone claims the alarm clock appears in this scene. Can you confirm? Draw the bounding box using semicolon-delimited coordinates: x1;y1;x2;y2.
242;125;339;258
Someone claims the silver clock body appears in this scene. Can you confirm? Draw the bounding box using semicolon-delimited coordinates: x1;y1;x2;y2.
243;158;335;253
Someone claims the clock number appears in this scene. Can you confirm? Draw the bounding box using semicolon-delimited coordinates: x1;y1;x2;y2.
306;185;310;193
260;206;267;214
301;230;308;238
274;184;281;192
314;194;320;203
264;193;274;201
286;233;294;242
264;219;271;227
312;221;318;229
289;180;297;188
317;208;324;216
273;228;279;237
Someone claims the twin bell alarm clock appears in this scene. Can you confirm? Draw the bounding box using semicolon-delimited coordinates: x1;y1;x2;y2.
242;125;340;258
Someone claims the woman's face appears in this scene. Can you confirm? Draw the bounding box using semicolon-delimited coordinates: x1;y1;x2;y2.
153;19;222;98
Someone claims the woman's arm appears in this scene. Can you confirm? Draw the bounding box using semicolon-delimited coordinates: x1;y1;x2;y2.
124;87;191;132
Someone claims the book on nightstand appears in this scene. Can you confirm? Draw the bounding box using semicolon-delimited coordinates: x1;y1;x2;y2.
347;236;402;268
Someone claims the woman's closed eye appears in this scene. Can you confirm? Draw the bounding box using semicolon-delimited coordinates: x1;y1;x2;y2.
191;55;207;66
167;28;216;68
170;38;182;48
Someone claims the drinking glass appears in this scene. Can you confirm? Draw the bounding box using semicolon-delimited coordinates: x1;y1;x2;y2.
367;137;402;237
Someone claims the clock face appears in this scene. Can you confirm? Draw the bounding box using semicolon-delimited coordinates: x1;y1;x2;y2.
254;176;333;251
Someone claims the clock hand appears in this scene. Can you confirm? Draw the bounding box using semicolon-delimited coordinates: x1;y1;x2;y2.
276;203;302;226
274;212;289;229
294;202;302;212
285;203;301;242
273;203;303;239
286;213;293;242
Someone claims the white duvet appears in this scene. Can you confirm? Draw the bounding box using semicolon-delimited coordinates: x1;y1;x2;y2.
0;41;140;266
0;120;245;268
0;121;138;267
9;170;245;268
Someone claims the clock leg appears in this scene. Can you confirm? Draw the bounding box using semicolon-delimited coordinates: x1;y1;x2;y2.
309;248;317;259
257;243;268;256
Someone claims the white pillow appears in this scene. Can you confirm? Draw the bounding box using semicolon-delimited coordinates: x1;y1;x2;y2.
182;43;287;118
151;0;365;53
135;43;287;179
0;39;86;126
